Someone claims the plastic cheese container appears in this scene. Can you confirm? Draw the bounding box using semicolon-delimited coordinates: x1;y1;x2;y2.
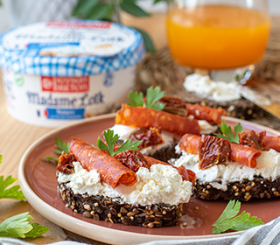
0;21;145;127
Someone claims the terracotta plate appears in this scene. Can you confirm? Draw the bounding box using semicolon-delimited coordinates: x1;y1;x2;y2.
18;114;280;245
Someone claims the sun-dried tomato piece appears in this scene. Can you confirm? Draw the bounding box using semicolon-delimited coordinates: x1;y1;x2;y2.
159;96;188;117
159;96;186;108
114;150;150;172
57;152;76;174
198;135;230;170
129;127;164;150
239;130;266;150
177;165;196;185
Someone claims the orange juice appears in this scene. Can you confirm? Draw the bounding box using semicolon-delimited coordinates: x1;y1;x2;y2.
166;5;271;69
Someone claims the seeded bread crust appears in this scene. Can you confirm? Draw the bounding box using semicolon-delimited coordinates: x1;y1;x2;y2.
172;89;265;120
193;177;280;201
145;141;179;162
58;181;183;228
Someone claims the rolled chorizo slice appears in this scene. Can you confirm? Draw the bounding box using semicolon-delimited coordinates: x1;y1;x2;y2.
69;138;137;189
239;130;280;153
179;134;201;155
115;104;200;136
230;143;262;168
179;134;262;168
144;155;196;185
261;135;280;152
186;103;226;125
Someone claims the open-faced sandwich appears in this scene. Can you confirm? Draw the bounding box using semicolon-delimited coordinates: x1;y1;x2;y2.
182;73;265;120
111;86;225;162
56;130;196;228
174;121;280;201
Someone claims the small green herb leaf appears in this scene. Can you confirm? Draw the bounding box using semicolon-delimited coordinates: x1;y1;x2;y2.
127;90;144;107
120;0;150;17
0;212;49;238
212;200;264;234
214;121;244;144
97;129;120;156
24;222;50;238
153;0;168;4
0;155;2;164
55;137;70;154
71;0;99;18
44;138;70;163
127;86;165;111
0;175;25;200
113;139;142;156
133;27;156;54
97;129;141;156
146;86;165;110
44;156;59;163
86;2;114;21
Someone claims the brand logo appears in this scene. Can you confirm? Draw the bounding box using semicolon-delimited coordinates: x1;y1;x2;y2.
41;77;89;93
46;21;111;29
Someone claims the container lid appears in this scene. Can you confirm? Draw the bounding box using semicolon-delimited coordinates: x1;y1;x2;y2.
0;21;145;76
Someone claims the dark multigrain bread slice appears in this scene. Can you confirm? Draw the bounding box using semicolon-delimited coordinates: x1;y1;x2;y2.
193;177;280;202
58;182;183;228
146;141;179;162
168;86;265;120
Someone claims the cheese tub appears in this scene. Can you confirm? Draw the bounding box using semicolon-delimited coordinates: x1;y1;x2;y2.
0;21;145;127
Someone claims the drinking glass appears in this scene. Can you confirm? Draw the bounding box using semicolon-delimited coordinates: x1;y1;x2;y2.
166;0;271;81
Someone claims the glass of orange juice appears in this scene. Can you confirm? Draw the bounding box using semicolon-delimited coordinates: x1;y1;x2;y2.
166;0;271;81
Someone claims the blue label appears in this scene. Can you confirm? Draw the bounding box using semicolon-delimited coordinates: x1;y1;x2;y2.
45;108;85;120
27;42;80;49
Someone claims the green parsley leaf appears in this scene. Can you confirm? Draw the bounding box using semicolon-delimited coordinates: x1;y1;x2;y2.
127;86;165;111
113;139;142;156
0;212;49;238
55;137;70;154
212;200;264;234
127;90;144;107
145;86;166;110
44;156;59;163
214;121;244;144
43;137;70;163
0;155;2;164
97;129;141;157
0;175;25;200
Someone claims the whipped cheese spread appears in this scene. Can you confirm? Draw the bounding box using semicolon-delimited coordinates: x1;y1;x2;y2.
0;21;145;127
111;122;217;154
110;124;177;155
57;161;192;206
184;73;241;102
174;149;280;191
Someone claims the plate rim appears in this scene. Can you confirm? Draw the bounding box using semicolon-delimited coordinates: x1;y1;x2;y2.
18;115;280;244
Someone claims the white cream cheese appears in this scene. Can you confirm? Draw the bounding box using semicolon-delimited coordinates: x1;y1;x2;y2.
198;120;218;135
184;73;241;102
174;149;280;191
111;122;217;155
57;161;192;206
110;124;177;155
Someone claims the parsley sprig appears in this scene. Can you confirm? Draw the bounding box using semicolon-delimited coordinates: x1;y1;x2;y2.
214;121;244;144
97;129;142;156
0;175;25;200
0;212;49;238
0;155;49;238
44;137;70;163
212;200;264;234
128;86;166;111
0;155;24;200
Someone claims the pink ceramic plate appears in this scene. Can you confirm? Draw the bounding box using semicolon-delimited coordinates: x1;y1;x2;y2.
18;114;280;245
